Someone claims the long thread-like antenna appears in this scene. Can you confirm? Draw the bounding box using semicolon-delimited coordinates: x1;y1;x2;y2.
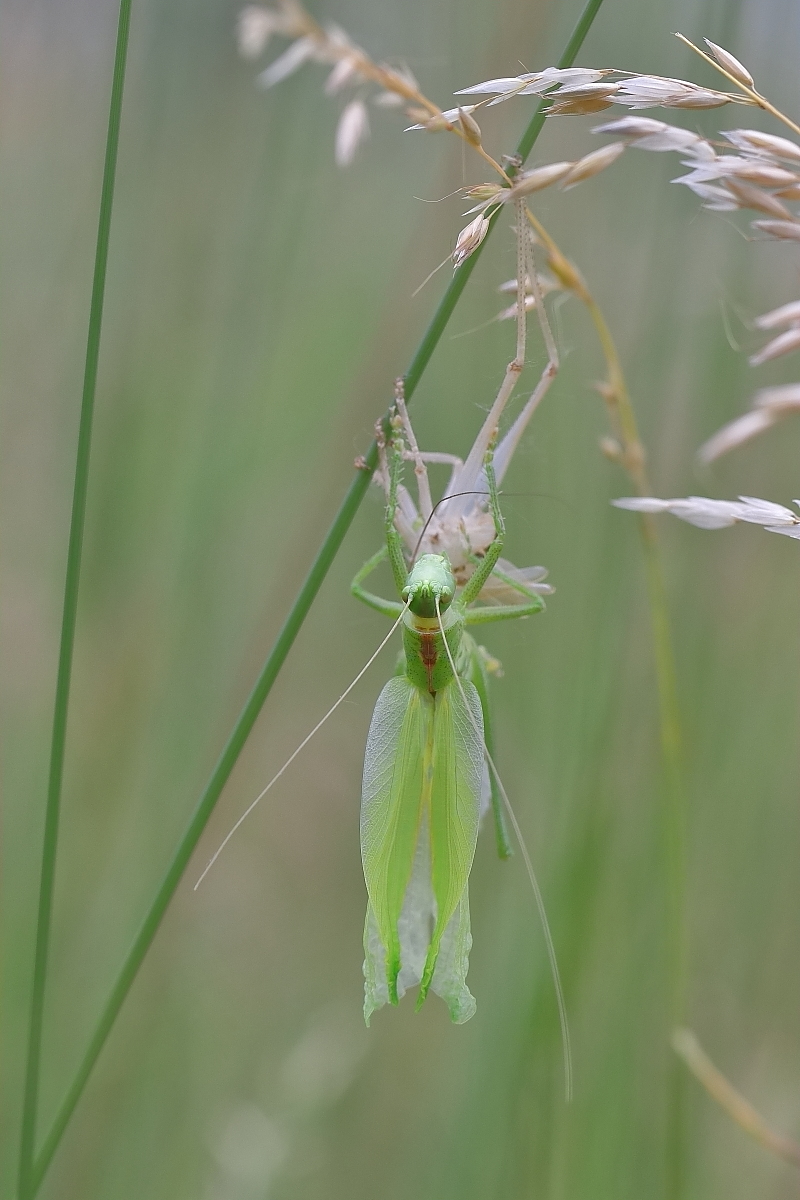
435;598;573;1101
194;606;407;889
410;489;490;562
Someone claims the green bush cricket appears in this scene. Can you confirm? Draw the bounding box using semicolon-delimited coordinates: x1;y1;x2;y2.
196;213;571;1093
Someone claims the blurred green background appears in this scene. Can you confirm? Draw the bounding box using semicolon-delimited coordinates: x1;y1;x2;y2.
5;0;800;1196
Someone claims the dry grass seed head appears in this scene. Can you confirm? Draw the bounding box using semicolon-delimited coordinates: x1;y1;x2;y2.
754;300;800;328
753;219;800;241
703;38;755;89
452;214;491;267
335;99;369;166
699;386;800;462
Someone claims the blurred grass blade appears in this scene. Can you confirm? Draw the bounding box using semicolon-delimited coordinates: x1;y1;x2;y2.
17;1;134;1197
29;0;606;1189
17;2;135;1200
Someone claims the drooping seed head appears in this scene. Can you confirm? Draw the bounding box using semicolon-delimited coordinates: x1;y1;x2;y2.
452;214;490;268
402;554;456;618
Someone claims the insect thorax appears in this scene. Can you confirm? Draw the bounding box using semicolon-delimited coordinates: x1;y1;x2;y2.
402;604;464;695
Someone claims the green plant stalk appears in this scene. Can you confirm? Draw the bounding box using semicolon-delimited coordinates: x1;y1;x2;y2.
583;288;688;1200
525;207;688;1022
585;297;688;1023
577;289;688;1200
28;0;607;1191
17;2;134;1197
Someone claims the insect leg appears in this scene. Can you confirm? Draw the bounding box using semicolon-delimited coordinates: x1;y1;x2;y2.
384;414;412;594
491;218;560;485
461;451;546;618
465;641;512;859
404;452;464;500
464;598;544;624
442;199;536;514
459;448;506;605
351;545;404;618
394;378;434;522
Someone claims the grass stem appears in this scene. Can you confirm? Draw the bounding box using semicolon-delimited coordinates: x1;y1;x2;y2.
524;205;688;1191
17;2;134;1197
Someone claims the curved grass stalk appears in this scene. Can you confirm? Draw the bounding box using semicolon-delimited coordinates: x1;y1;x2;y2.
17;1;134;1196
585;258;689;1200
673;1029;800;1170
25;0;606;1192
586;298;688;1023
525;205;688;1193
526;204;687;1011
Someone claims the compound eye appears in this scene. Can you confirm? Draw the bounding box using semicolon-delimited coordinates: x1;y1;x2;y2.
401;585;411;602
439;587;454;610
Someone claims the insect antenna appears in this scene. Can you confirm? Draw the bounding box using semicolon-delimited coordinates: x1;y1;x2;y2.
435;596;573;1102
194;604;408;889
409;489;489;562
409;488;557;561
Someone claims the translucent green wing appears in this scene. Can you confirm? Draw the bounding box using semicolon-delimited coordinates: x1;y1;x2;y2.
419;680;484;1020
360;677;431;1011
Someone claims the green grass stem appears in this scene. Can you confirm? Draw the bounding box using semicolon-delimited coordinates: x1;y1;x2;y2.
588;295;688;1017
523;204;689;1190
27;0;606;1190
525;211;688;1030
584;283;688;1200
17;2;134;1197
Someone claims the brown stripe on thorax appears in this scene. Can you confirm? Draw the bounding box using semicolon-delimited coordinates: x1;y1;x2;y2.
418;631;439;693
